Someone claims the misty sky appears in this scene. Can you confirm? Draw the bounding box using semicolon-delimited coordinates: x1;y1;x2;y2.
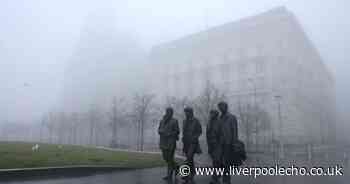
0;0;349;124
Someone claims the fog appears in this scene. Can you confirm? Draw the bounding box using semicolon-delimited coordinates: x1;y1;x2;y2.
0;0;349;145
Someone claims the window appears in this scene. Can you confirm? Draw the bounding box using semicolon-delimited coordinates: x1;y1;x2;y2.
256;57;266;73
238;61;247;75
256;76;265;89
220;63;230;82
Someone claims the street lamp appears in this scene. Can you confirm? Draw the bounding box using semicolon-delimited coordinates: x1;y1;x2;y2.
248;77;258;152
274;95;284;159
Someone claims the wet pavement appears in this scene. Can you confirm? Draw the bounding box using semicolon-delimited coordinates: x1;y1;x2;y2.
2;167;251;184
2;167;349;184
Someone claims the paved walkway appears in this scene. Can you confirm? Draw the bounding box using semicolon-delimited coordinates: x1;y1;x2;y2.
3;167;251;184
3;167;348;184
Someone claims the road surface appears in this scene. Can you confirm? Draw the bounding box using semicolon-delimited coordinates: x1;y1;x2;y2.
2;167;348;184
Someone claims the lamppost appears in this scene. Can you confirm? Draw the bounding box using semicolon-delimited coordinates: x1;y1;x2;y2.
274;95;284;159
248;77;258;152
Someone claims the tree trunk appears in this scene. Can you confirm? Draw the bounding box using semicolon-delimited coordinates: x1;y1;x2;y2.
140;119;144;151
89;122;94;145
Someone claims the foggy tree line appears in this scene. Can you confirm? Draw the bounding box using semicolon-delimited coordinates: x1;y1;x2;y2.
35;93;161;151
1;81;273;152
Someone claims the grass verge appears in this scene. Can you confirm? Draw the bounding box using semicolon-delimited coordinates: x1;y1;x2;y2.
0;141;166;169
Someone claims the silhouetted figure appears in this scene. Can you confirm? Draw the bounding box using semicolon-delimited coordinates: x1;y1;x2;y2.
206;109;222;184
218;102;238;184
182;107;202;184
159;107;180;181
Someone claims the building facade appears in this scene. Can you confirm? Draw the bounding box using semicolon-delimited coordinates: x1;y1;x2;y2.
61;11;143;113
148;7;336;145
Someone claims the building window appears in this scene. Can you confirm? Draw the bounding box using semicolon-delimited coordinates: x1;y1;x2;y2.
256;76;265;89
238;61;248;75
203;66;211;83
173;75;180;95
187;70;194;97
256;57;266;73
220;63;230;82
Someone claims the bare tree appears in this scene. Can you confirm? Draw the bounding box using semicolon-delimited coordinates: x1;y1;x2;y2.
236;102;255;150
256;109;271;146
236;101;272;151
131;93;155;151
88;105;100;145
68;112;79;145
165;96;192;121
57;112;68;144
108;96;126;148
43;112;56;144
193;81;226;125
40;114;48;142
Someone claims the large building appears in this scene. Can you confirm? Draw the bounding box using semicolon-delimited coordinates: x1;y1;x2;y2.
148;7;336;145
62;11;143;113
